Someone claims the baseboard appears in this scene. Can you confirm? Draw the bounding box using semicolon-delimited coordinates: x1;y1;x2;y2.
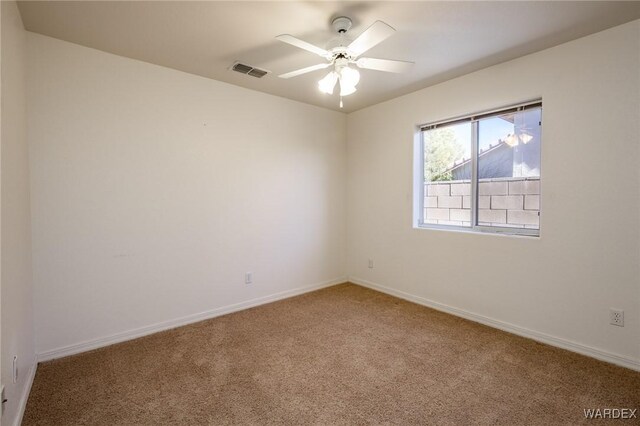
349;277;640;372
37;277;347;362
13;359;36;426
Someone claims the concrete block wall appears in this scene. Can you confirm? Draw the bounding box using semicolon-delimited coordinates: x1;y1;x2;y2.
424;177;540;229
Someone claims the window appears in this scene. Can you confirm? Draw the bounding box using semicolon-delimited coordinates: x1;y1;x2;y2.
418;101;542;236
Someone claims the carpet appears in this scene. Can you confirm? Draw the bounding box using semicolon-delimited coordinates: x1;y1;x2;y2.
23;283;640;425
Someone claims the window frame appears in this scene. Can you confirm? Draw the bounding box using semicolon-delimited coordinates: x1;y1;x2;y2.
417;100;542;237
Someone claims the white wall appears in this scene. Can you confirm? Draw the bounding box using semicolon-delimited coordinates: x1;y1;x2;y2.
1;1;35;425
23;16;640;374
27;33;347;357
347;21;640;367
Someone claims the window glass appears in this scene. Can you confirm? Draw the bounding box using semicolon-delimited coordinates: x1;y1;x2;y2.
477;108;541;230
420;103;541;236
423;123;472;227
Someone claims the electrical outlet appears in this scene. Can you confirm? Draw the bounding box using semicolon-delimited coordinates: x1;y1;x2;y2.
12;356;18;384
610;309;624;327
368;259;374;269
245;272;252;285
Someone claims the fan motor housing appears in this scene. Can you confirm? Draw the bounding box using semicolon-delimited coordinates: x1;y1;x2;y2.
326;37;351;55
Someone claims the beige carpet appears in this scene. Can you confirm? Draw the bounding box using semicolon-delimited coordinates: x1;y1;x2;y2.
24;283;639;425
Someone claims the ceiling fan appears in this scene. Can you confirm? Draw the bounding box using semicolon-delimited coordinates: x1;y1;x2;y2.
276;16;414;108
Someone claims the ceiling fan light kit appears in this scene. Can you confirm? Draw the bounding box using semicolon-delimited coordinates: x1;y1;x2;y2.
318;71;338;95
276;16;414;108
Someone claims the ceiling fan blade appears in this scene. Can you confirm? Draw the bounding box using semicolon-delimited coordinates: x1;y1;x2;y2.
278;63;331;79
347;21;396;58
276;34;330;58
355;57;414;73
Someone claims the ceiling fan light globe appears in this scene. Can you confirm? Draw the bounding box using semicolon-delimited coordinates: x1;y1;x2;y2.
318;80;334;95
339;82;357;96
318;71;338;94
340;66;360;87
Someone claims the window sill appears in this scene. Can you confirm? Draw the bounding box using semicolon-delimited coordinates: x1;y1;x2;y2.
415;224;540;239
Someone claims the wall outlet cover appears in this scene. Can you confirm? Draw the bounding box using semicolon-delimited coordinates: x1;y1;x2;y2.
610;309;624;327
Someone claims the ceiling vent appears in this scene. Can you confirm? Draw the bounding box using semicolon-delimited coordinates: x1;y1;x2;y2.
231;62;269;78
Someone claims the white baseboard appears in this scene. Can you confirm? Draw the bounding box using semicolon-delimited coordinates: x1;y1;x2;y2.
349;277;640;372
13;359;36;426
37;277;347;362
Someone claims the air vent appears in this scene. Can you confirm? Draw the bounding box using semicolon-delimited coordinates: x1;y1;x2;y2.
231;62;270;78
247;68;268;78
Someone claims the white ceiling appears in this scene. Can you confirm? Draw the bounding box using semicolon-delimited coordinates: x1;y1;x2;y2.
17;1;640;113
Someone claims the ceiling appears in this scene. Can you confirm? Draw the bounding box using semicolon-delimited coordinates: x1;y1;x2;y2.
17;1;640;113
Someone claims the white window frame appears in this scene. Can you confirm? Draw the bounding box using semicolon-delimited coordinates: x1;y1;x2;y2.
416;100;542;237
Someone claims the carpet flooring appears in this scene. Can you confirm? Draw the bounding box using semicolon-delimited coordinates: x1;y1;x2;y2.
24;283;640;425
